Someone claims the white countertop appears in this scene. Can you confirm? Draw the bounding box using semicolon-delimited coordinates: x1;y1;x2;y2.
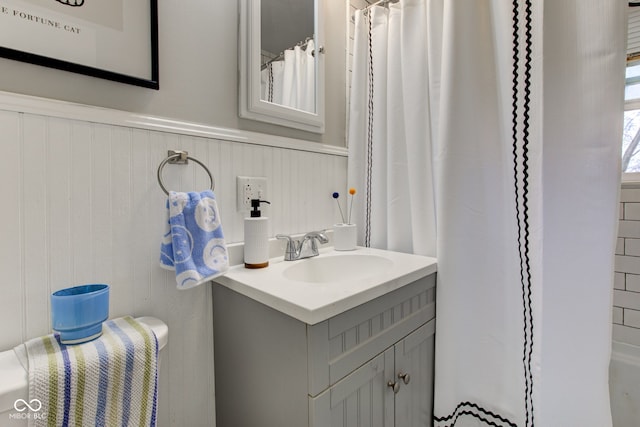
213;246;437;325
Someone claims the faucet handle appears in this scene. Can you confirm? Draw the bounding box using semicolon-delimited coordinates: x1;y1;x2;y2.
276;234;296;247
276;234;298;260
303;230;329;244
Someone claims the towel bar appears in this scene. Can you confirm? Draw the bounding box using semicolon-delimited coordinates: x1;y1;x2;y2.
157;150;215;195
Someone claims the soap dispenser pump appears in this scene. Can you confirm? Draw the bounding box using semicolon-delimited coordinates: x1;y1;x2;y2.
244;199;271;269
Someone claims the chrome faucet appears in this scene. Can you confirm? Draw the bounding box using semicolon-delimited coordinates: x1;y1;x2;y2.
276;231;329;261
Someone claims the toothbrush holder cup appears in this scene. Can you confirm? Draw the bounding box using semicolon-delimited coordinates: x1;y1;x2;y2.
333;223;357;251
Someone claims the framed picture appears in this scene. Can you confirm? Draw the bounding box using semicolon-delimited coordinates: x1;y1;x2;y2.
0;0;159;89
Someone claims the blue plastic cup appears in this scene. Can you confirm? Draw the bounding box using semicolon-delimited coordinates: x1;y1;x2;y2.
51;284;110;344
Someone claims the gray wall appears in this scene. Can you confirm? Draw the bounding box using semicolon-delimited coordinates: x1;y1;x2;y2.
0;0;346;146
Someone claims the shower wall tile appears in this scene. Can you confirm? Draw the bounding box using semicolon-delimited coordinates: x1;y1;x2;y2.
613;187;640;346
618;220;640;238
620;188;640;203
0;106;347;426
624;308;640;329
613;324;640;346
615;255;640;275
620;202;624;220
625;238;640;256
626;273;640;292
613;307;623;325
625;202;640;220
613;289;640;309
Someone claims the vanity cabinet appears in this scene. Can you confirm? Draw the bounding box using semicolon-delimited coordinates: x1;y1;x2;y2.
212;273;436;427
311;321;435;426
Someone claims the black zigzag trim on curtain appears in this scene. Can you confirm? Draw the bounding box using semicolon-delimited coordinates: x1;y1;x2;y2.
268;64;274;103
509;0;535;424
509;0;529;423
364;12;375;248
433;1;534;426
516;0;535;425
433;401;518;427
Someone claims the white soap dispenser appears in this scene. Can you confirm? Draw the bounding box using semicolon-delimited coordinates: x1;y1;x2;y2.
244;199;271;269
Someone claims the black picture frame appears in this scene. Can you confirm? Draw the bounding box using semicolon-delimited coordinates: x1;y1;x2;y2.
0;0;159;90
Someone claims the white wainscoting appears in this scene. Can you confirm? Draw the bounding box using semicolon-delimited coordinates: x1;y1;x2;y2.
0;93;347;426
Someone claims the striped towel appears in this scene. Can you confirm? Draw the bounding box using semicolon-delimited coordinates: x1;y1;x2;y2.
17;316;158;427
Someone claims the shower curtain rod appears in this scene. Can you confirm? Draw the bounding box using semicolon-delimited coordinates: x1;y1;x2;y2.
261;37;314;70
364;0;399;11
362;0;638;9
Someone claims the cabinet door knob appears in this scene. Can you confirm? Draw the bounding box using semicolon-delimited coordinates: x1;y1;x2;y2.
387;380;400;393
398;372;411;385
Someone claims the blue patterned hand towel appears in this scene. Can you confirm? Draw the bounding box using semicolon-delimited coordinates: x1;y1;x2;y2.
18;316;158;427
159;190;229;289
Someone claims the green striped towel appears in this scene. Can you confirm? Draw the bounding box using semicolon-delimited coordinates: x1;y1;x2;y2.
17;316;158;427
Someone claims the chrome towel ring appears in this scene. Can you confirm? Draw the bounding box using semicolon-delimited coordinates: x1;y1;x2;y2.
157;150;215;196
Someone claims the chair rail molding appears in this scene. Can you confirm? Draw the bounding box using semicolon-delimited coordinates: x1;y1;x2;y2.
0;91;347;157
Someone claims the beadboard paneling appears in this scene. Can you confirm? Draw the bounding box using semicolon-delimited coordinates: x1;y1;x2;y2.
0;110;23;350
0;106;347;426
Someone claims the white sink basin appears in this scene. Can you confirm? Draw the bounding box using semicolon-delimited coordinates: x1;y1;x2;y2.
283;254;393;283
214;246;437;324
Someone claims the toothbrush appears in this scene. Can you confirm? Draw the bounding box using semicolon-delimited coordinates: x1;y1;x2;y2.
332;192;346;224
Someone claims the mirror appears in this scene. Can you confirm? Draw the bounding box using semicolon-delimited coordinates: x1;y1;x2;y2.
261;0;315;114
239;0;325;133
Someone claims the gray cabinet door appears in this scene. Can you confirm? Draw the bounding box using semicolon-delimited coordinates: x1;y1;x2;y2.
310;348;395;427
310;318;435;427
394;320;436;427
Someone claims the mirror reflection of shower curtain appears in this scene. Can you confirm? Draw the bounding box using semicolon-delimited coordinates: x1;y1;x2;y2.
348;0;625;425
261;40;315;113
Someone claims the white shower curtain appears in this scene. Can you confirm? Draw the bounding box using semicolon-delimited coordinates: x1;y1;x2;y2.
261;39;315;113
348;0;437;256
347;1;625;425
